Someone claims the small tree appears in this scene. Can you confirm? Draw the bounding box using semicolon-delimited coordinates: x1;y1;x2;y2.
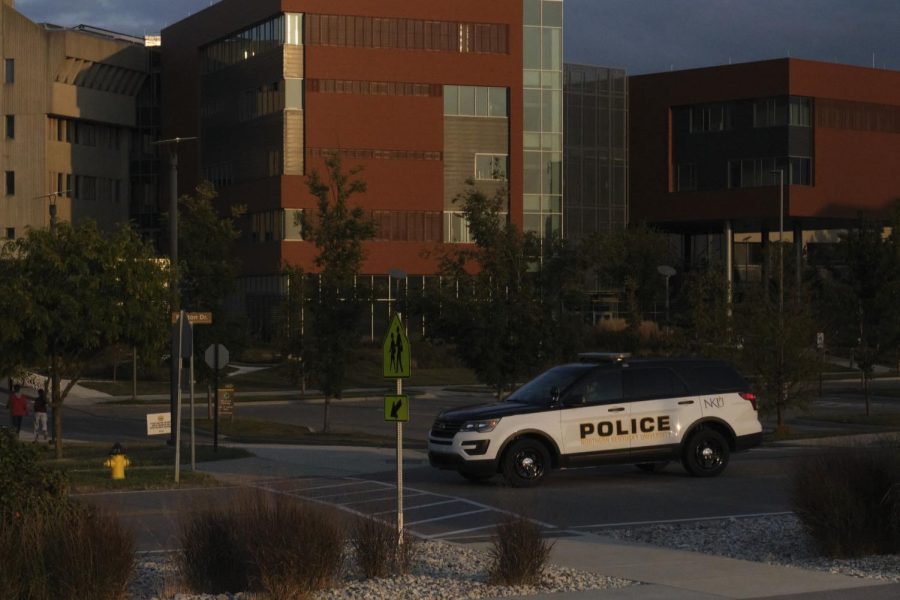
0;222;169;458
303;154;375;432
737;288;818;430
673;267;734;358
429;184;546;397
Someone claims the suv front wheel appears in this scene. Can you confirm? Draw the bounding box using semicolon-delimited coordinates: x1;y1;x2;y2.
501;439;550;487
682;429;730;477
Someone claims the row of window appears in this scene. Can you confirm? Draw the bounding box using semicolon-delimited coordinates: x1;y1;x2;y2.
306;14;509;55
203;162;234;189
48;116;121;149
203;13;302;74
51;173;121;202
444;85;508;118
673;157;812;191
817;99;900;134
687;96;812;133
248;208;447;243
306;147;442;161
308;79;442;98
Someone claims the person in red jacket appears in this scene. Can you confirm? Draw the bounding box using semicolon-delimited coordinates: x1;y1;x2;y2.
7;385;28;434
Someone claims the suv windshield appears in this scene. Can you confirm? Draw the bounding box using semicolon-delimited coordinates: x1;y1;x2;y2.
506;365;593;405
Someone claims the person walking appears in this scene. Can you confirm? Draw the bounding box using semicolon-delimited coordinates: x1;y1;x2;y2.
8;385;28;435
33;388;49;442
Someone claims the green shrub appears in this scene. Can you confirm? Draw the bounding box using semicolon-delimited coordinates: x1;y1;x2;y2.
180;491;345;598
488;514;554;586
0;427;69;520
0;504;135;600
790;443;900;557
351;517;417;578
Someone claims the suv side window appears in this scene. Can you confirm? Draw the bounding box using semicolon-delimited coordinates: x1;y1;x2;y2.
684;365;747;394
564;370;623;406
623;367;689;401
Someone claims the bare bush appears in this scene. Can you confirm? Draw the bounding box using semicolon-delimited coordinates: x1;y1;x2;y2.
791;442;900;558
488;514;554;586
351;517;418;579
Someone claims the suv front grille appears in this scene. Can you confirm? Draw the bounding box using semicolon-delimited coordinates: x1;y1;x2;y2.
430;419;462;439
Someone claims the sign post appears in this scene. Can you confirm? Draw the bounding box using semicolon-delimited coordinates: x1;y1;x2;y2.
204;344;230;451
383;313;410;544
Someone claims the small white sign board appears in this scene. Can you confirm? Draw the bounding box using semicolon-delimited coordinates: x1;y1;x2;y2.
147;412;172;436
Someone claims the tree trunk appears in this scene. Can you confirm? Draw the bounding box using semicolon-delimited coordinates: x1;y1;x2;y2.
51;357;63;459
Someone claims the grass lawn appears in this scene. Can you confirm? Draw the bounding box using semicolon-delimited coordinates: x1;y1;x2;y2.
37;442;253;493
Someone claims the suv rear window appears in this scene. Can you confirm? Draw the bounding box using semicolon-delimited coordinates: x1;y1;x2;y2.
683;364;748;394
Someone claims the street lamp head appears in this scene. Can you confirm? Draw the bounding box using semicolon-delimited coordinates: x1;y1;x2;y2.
657;265;676;278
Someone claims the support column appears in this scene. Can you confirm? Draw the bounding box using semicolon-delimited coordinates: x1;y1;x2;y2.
793;222;803;290
724;221;734;307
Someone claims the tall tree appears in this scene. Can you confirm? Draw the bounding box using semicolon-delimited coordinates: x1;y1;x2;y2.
175;182;246;357
824;211;900;415
580;224;671;328
303;154;375;431
0;222;169;457
277;265;307;395
673;267;734;357
430;184;546;397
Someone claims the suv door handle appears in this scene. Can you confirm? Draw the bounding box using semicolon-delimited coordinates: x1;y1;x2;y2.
608;407;625;413
678;400;695;405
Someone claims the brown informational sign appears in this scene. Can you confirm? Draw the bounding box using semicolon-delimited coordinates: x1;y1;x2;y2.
171;311;214;325
218;385;235;417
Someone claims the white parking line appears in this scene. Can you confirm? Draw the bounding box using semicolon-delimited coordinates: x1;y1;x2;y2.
286;480;371;493
421;523;499;540
406;508;489;526
371;499;459;516
573;511;794;530
311;487;399;501
340;492;426;507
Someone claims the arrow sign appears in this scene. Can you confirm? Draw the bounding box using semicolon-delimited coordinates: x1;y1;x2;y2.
382;314;411;378
384;395;409;422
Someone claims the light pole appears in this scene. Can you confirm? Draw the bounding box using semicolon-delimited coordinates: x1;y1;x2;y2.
772;168;785;427
657;265;676;326
152;136;197;445
34;190;71;234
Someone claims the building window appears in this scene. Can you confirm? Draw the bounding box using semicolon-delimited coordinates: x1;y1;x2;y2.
444;211;472;243
5;171;13;195
475;154;508;180
690;104;732;133
4;59;13;84
754;97;811;128
674;163;696;191
5;227;14;240
444;86;508;117
284;208;304;240
4;115;12;139
727;157;811;188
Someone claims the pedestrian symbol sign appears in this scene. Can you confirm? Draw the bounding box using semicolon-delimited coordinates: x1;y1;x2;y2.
383;314;411;378
384;395;409;422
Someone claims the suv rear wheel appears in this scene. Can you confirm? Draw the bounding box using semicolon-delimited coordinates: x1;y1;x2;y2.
501;439;550;487
682;429;729;477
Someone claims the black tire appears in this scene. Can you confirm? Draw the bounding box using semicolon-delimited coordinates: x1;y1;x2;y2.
682;429;730;477
501;439;551;487
635;461;670;473
459;470;493;483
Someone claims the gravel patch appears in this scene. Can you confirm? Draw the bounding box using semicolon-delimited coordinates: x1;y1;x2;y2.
130;540;633;600
602;513;900;581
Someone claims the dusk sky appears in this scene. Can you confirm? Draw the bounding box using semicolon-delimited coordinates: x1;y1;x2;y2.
14;0;900;75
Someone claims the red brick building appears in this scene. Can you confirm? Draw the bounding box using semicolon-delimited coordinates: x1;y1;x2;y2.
629;58;900;281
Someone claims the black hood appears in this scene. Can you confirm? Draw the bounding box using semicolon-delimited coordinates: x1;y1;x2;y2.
437;400;550;421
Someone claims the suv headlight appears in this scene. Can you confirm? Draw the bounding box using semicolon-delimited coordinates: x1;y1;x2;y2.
460;418;501;433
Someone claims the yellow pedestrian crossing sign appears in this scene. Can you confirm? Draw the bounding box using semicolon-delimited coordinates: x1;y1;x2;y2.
384;395;409;422
383;314;411;378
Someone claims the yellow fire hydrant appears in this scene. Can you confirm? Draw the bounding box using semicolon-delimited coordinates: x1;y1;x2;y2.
103;442;130;480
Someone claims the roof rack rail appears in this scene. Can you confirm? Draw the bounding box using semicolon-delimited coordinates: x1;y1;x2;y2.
577;352;631;364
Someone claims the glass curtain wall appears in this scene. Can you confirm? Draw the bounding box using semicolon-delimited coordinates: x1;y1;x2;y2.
523;0;563;241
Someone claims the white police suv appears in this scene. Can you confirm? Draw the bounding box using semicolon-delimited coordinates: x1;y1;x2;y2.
428;355;762;487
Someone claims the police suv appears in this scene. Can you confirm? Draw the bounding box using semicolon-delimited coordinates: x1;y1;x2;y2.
428;354;762;487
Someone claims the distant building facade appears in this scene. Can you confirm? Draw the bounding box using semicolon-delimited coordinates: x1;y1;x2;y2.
564;63;628;239
0;0;158;241
162;0;559;332
629;58;900;283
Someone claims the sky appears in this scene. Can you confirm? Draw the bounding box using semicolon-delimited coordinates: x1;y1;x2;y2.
14;0;900;75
